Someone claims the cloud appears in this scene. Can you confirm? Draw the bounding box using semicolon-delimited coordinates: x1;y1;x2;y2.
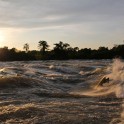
0;0;124;29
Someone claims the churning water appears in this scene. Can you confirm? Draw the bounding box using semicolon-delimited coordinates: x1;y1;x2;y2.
0;59;124;124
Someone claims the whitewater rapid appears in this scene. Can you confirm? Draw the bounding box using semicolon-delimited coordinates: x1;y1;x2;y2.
0;59;123;123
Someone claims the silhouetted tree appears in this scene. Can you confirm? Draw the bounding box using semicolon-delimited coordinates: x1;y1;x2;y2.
0;41;124;61
54;41;70;50
111;45;124;58
73;47;79;52
23;43;29;53
38;40;49;59
53;41;70;59
97;47;109;59
78;48;92;59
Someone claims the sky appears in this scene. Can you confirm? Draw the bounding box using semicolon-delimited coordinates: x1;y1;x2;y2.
0;0;124;50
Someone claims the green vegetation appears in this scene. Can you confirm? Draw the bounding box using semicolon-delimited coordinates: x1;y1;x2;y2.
0;41;124;61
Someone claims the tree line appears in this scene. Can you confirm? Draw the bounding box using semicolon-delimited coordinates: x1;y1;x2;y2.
0;41;124;61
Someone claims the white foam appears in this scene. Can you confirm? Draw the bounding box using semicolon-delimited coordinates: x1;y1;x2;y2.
106;59;124;98
107;59;124;123
116;84;124;98
108;59;124;82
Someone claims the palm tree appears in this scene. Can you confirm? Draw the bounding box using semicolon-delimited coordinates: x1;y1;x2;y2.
38;40;49;55
54;41;70;50
73;47;79;52
63;43;70;50
53;41;70;59
54;41;63;50
23;43;29;53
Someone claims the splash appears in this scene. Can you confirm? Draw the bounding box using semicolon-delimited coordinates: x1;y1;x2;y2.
73;59;124;98
93;58;124;98
111;59;124;124
107;59;124;98
108;59;124;83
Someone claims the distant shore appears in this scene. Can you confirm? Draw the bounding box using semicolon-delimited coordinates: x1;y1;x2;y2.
0;41;124;61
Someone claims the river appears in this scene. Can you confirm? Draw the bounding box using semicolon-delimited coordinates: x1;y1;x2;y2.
0;59;123;124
